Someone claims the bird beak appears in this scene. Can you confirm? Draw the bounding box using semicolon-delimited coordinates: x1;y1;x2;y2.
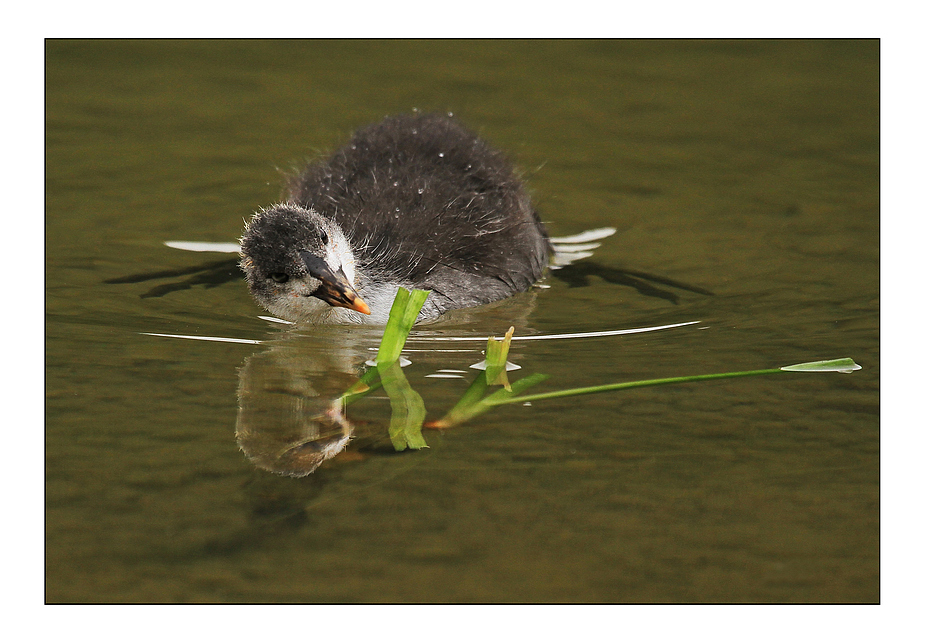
299;250;371;315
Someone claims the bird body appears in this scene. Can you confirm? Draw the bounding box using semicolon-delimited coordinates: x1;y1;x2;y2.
240;113;551;324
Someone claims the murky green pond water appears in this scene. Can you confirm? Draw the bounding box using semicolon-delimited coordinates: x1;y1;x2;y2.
46;40;878;603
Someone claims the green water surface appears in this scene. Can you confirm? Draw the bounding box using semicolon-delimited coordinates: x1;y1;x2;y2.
45;40;878;603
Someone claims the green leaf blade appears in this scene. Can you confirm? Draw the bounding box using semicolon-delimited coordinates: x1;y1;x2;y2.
484;326;515;390
376;288;431;366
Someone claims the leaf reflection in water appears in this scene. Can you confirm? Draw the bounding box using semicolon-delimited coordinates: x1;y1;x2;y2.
235;287;433;476
235;284;863;478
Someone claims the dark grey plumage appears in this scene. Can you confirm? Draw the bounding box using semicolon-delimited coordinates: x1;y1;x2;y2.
240;113;551;324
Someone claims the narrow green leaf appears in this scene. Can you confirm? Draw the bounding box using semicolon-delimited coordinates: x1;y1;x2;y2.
485;326;515;390
340;287;429;413
375;288;430;366
432;372;550;428
376;288;410;365
481;372;551;407
491;358;862;406
428;371;489;429
490;369;784;405
340;365;383;406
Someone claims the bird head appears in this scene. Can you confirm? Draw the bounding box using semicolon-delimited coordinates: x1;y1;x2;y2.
239;203;370;321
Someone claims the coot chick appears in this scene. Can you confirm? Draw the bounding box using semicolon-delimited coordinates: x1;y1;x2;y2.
240;113;551;324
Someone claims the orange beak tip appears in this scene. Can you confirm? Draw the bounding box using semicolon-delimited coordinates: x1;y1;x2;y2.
354;297;371;315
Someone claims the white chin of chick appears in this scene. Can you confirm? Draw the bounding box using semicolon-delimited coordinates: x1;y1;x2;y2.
265;280;428;325
264;285;364;324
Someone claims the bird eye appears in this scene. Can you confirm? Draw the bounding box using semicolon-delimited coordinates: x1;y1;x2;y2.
319;230;329;245
269;272;289;283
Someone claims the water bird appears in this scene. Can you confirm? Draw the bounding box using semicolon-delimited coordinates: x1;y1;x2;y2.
239;113;556;324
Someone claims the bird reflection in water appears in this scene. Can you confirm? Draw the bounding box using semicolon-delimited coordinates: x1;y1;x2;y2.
234;333;380;477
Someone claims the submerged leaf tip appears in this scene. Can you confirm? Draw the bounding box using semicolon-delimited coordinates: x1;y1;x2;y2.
779;358;861;373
